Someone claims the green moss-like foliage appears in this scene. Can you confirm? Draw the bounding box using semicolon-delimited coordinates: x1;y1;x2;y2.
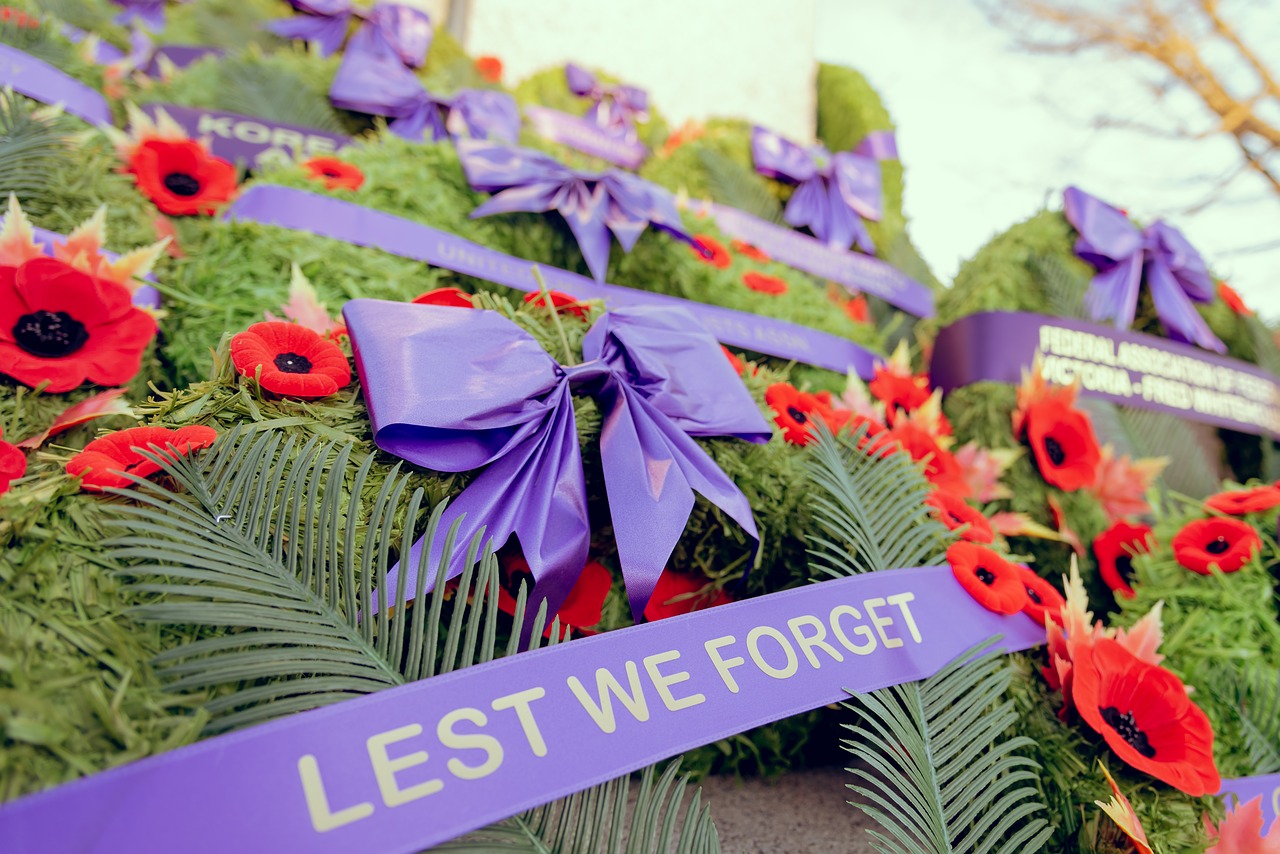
162;0;284;50
29;0;129;49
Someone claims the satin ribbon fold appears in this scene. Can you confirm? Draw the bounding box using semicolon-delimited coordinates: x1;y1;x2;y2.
751;125;894;254
343;299;771;621
111;0;171;31
457;138;694;281
268;0;431;66
565;62;648;137
1063;186;1225;354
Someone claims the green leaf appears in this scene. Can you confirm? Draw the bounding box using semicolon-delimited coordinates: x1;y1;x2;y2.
105;426;719;851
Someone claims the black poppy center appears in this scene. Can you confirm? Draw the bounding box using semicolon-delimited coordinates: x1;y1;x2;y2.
787;406;808;425
162;172;202;197
12;309;89;357
1101;706;1156;757
1114;554;1134;584
1026;587;1042;605
322;168;342;178
949;512;965;526
1205;536;1230;555
273;352;314;374
1043;436;1067;466
975;566;996;585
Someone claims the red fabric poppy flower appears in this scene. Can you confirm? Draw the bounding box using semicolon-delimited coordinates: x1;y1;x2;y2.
1093;521;1155;599
889;422;971;498
1205;485;1280;516
495;556;612;639
1073;638;1220;796
0;430;25;494
413;287;474;308
644;570;732;622
730;239;769;263
127;139;238;216
1217;281;1252;316
765;382;838;445
1171;517;1260;575
66;425;218;492
926;490;994;543
742;271;788;295
947;542;1028;615
721;345;745;376
1024;397;1101;491
302;157;365;192
0;257;157;393
869;367;931;417
845;294;870;324
474;55;503;82
523;290;589;319
229;321;351;399
690;234;730;269
1019;567;1065;626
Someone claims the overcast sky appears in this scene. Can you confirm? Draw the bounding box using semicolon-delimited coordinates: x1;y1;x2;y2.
814;0;1280;320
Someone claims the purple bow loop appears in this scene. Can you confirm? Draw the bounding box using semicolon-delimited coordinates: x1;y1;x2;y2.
343;299;771;623
564;63;649;135
111;0;171;31
458;138;694;282
751;125;888;254
269;0;431;67
1063;186;1225;353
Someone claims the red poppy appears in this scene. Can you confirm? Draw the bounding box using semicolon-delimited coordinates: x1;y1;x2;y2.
742;271;788;295
847;413;897;456
690;234;730;269
889;422;971;498
66;425;218;492
721;345;745;376
1018;567;1065;626
474;55;503;83
496;556;612;639
523;290;589;319
0;6;38;27
1093;521;1155;599
1171;517;1260;575
0;431;25;494
413;287;474;308
730;239;769;263
644;570;732;622
302;157;365;192
765;382;839;445
926;490;994;543
845;294;870;324
0;257;156;393
1024;397;1101;491
229;321;351;399
947;542;1028;615
1205;485;1280;516
869;366;931;417
1217;281;1252;316
126;139;238;216
1073;638;1220;795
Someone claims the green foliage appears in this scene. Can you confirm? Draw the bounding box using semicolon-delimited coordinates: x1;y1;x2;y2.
105;425;719;850
29;0;128;47
0;7;104;88
0;88;75;200
162;0;284;51
1204;666;1280;776
698;147;783;225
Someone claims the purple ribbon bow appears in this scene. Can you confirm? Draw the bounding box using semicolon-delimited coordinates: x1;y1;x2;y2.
458;138;695;282
328;44;518;143
268;1;431;67
111;0;177;31
344;299;772;622
1063;186;1225;353
565;62;648;136
751;125;896;254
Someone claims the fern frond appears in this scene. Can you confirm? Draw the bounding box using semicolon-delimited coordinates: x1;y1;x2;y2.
804;423;950;578
1030;253;1090;321
1205;666;1280;775
1116;406;1221;498
0;87;74;202
215;52;345;134
841;640;1054;854
105;426;719;851
697;147;783;225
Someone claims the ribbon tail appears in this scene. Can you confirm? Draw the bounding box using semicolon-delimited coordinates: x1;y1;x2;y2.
390;100;448;142
783;178;829;244
561;185;614;282
1083;255;1143;329
1146;259;1227;353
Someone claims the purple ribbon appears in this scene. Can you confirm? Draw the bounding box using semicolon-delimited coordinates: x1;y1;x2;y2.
1220;774;1280;829
268;0;431;66
111;0;173;30
564;63;648;137
525;105;648;170
328;43;518;143
139;103;350;167
1063;186;1225;354
112;29;222;78
929;311;1280;437
345;300;772;621
751;125;893;254
458;138;695;282
0;43;112;126
0;565;1045;854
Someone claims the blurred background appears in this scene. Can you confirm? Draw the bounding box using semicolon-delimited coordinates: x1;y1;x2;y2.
413;0;1280;319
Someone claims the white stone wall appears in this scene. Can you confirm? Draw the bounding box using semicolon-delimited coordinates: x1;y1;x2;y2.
459;0;816;141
